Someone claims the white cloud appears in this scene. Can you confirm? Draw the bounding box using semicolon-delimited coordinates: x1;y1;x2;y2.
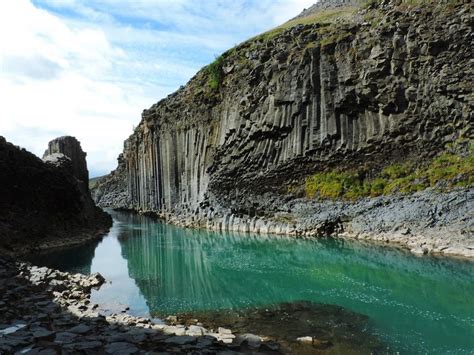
0;0;315;177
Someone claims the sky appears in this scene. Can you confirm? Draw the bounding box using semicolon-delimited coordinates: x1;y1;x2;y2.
0;0;316;177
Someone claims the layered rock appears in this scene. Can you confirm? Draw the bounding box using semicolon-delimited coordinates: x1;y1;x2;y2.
0;136;111;255
94;0;473;255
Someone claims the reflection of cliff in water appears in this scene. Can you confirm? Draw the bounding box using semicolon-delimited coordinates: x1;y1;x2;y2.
27;238;100;274
116;211;229;314
113;210;474;319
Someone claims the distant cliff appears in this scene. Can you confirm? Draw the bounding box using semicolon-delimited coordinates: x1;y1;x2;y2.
93;0;473;257
0;136;111;255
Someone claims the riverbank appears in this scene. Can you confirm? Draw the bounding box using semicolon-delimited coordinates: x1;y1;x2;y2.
0;227;112;259
0;256;287;354
150;188;473;260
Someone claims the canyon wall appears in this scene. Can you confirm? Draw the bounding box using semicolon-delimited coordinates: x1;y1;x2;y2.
93;0;472;257
0;136;111;255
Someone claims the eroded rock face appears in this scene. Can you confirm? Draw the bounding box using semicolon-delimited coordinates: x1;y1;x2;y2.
43;136;89;189
91;154;128;208
93;0;472;254
100;1;470;209
0;136;111;255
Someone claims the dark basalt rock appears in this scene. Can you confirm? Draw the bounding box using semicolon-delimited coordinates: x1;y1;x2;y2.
0;136;111;256
43;136;89;190
92;1;473;256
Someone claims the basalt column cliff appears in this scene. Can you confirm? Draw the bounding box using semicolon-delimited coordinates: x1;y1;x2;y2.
94;0;473;256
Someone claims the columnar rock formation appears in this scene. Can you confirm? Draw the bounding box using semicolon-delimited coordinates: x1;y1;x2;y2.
0;136;111;255
93;0;472;256
43;136;89;189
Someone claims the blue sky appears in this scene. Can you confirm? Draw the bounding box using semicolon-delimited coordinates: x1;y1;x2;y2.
0;0;315;177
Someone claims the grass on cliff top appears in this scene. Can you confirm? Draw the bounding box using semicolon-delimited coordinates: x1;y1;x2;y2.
201;4;361;91
89;175;106;189
301;141;473;200
248;7;356;44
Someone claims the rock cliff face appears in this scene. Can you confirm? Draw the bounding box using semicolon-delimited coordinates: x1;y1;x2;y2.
43;136;89;189
94;0;473;256
0;136;111;255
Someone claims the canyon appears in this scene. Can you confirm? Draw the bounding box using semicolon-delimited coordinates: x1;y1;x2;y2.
1;1;473;354
93;0;473;258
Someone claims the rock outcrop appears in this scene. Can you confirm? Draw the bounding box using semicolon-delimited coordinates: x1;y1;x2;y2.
93;0;473;256
43;136;89;190
0;136;112;256
91;154;128;208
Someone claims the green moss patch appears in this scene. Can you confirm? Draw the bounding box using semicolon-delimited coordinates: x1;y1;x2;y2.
302;141;473;200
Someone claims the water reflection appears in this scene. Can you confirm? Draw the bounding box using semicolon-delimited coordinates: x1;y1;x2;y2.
29;209;474;354
29;238;100;275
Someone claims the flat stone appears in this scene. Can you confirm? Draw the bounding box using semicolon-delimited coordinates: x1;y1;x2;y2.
164;336;197;346
0;323;27;335
163;326;185;336
71;341;103;350
185;325;205;336
54;332;78;344
105;342;139;354
68;324;91;334
234;333;261;349
218;327;232;335
33;330;55;340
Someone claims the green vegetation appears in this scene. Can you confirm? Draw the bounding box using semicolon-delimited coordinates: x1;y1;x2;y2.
248;7;356;44
205;55;224;90
319;31;352;47
362;0;380;9
303;141;473;200
89;175;105;189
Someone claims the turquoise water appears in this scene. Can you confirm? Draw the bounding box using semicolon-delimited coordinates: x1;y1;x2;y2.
31;210;474;353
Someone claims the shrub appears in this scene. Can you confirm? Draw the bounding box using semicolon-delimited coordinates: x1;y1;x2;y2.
206;56;224;91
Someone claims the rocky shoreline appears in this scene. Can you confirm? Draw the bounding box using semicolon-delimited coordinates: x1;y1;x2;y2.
145;188;474;260
0;256;291;354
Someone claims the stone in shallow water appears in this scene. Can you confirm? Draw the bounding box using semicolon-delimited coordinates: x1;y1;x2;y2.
173;301;385;353
296;336;313;344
